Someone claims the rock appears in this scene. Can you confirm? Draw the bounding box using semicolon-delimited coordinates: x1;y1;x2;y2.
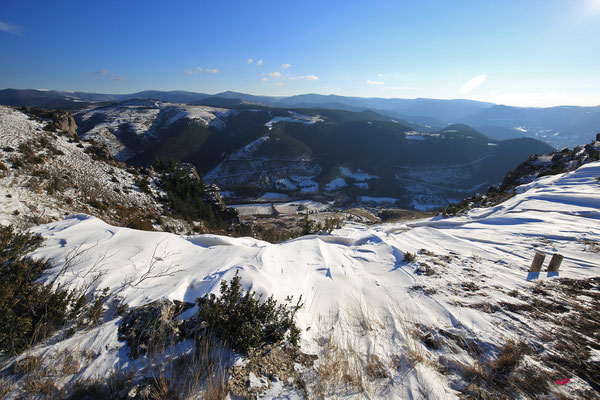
118;299;194;359
24;107;78;136
51;110;78;136
228;343;317;398
87;143;114;161
202;184;227;212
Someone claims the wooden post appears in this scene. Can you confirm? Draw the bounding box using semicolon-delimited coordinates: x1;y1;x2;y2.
529;252;545;272
547;253;563;272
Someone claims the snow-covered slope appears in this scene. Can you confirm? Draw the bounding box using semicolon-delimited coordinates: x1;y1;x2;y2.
22;160;600;398
75;100;232;160
0;106;164;228
204;134;321;190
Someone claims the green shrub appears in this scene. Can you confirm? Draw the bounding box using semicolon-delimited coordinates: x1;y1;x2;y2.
135;176;152;194
196;272;302;354
43;123;58;133
323;217;343;233
154;160;224;228
403;252;416;263
0;226;86;355
301;215;341;235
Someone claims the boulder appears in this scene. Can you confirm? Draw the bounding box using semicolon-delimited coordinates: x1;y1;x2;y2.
51;110;78;136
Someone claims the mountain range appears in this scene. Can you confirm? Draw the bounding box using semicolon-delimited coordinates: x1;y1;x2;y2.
1;88;599;148
63;98;552;209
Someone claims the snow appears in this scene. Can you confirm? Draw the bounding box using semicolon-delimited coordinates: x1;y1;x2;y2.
231;200;329;216
4;102;599;395
275;178;298;191
165;105;232;128
293;176;319;193
265;111;323;130
0;106;165;228
324;177;346;191
9;115;600;398
231;203;274;216
339;167;378;182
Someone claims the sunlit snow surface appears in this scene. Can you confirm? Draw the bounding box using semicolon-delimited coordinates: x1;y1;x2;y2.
28;162;600;398
265;111;323;130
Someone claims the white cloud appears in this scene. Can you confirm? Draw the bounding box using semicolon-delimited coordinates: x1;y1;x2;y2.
459;74;487;95
247;58;253;64
256;59;263;66
376;73;385;78
111;74;125;81
261;77;268;82
0;21;24;36
93;69;110;76
276;82;284;86
268;71;282;77
366;79;384;85
280;63;291;69
186;67;218;75
289;75;319;81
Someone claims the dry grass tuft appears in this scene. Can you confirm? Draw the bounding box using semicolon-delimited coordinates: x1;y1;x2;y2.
0;377;15;398
310;336;366;398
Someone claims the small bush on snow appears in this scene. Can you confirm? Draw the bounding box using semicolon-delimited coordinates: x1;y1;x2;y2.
196;271;303;354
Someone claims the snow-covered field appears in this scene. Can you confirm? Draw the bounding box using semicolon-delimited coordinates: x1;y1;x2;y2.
339;167;378;182
232;200;330;216
21;160;600;398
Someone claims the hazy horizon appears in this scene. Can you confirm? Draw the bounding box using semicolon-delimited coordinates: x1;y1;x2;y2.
2;0;600;108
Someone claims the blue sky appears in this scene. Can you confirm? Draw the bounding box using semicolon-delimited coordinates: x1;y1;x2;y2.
1;0;599;106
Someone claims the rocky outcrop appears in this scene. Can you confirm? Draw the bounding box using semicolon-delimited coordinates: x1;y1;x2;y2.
202;184;227;212
21;106;78;136
50;110;77;136
85;142;114;162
